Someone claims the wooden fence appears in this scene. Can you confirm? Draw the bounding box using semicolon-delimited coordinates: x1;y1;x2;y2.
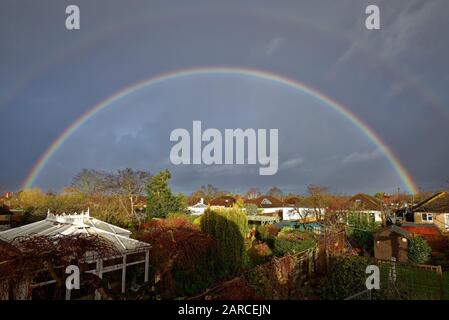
192;230;351;299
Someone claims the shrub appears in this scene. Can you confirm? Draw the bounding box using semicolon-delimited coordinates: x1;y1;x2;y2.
248;242;273;266
278;226;296;237
200;207;248;277
192;216;202;226
245;203;258;215
138;221;216;298
408;236;432;264
273;230;315;256
350;229;375;254
347;215;379;254
166;212;188;219
142;216;192;230
319;256;370;300
257;224;280;248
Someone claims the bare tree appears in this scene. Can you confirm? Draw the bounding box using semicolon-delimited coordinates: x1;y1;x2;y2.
267;186;283;200
72;168;151;220
191;184;227;203
306;185;330;222
71;169;110;195
107;168;151;218
244;187;262;199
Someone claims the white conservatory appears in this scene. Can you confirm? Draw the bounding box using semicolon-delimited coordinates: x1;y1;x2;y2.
0;210;151;300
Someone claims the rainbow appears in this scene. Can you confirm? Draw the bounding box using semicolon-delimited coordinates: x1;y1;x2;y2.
22;66;419;194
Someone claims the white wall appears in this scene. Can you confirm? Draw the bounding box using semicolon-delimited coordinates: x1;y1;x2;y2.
282;207;326;221
259;207;325;221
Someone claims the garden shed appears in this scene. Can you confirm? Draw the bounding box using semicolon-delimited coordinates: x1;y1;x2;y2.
374;225;411;263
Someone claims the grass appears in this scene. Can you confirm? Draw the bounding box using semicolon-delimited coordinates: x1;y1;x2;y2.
377;263;448;300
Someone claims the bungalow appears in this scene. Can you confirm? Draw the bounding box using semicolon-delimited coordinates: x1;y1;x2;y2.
347;193;386;223
187;196;240;215
282;196;325;222
0;210;150;300
245;195;285;219
245;195;325;221
209;196;236;208
188;198;208;215
406;191;449;233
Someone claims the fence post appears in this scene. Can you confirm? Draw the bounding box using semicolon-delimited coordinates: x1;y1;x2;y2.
436;265;444;300
307;249;313;276
389;257;397;284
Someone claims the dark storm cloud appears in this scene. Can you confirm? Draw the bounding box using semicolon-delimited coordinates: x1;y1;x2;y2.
1;0;449;194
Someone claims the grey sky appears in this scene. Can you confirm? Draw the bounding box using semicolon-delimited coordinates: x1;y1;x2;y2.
1;0;448;195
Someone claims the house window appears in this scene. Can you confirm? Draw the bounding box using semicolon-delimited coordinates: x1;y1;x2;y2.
421;213;433;222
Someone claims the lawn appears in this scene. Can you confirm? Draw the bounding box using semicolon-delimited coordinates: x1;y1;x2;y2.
377;262;448;300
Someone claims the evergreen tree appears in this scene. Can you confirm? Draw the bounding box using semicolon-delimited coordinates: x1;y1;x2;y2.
200;207;248;276
145;169;184;218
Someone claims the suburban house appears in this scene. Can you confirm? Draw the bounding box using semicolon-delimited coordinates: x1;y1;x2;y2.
209;196;237;208
282;196;325;222
244;195;325;221
405;191;449;233
245;195;285;219
374;225;411;263
0;210;150;300
187;196;238;215
347;193;386;223
187;198;208;215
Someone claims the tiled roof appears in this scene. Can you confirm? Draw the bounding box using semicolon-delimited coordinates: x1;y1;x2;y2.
210;196;236;207
284;197;302;206
413;192;449;213
245;195;284;208
348;193;385;211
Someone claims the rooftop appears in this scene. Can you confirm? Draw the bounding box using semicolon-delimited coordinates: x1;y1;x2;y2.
348;193;385;211
413;192;449;213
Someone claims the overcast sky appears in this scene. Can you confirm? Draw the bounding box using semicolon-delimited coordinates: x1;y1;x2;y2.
1;0;448;195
